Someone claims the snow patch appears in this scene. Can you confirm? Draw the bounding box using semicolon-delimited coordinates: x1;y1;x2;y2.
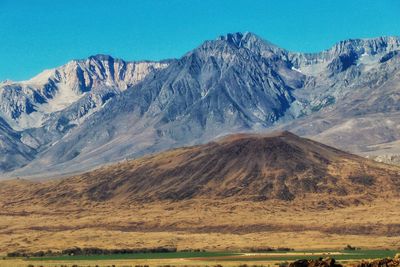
8;110;45;130
291;66;303;73
5;83;84;131
40;83;83;113
23;69;54;85
357;52;381;71
298;61;328;76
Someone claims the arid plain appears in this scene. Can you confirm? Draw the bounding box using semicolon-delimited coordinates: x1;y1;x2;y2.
1;132;400;255
1;199;400;254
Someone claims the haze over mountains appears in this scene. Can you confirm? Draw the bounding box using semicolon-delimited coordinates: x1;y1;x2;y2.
1;32;400;177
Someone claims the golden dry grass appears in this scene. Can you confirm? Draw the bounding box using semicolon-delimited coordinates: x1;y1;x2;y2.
1;198;400;254
1;132;400;258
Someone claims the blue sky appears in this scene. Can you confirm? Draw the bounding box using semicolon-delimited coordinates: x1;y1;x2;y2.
1;0;400;81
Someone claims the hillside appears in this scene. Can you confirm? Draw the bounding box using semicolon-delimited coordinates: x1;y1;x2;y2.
2;131;399;207
1;132;400;253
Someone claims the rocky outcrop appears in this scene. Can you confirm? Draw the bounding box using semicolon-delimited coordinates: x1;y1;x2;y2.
289;258;343;267
355;258;400;267
289;258;400;267
369;154;400;166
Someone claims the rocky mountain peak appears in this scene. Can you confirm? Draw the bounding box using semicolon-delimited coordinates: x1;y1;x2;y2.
217;32;254;47
324;36;400;58
87;54;115;62
214;32;284;56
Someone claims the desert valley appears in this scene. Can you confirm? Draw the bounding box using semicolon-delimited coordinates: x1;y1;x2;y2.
0;132;400;266
1;3;400;265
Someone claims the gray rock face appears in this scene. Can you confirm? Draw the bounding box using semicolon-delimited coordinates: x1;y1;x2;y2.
0;118;35;172
1;32;400;177
0;56;169;130
282;37;400;154
0;56;169;174
368;154;400;166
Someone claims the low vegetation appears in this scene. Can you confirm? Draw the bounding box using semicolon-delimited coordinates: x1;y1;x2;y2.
7;246;296;259
343;244;361;251
11;256;400;267
3;248;398;265
248;247;294;252
7;246;178;258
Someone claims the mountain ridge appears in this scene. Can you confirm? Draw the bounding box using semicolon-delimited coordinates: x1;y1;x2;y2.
2;32;400;177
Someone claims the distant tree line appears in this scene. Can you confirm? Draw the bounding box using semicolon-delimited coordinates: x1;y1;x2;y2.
62;246;178;255
248;247;294;252
179;249;206;252
7;246;178;257
7;246;294;258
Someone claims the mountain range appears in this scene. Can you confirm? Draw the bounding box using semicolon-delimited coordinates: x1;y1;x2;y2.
1;32;400;178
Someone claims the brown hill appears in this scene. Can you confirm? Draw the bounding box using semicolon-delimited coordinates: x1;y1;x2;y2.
1;131;400;253
2;131;400;206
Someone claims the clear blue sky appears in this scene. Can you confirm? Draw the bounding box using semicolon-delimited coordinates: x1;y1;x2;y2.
1;0;400;81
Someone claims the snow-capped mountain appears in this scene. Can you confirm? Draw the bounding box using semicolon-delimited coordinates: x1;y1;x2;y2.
2;32;400;177
0;55;169;130
0;55;169;173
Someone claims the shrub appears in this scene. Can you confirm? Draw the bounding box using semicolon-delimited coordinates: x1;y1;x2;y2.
344;244;360;250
